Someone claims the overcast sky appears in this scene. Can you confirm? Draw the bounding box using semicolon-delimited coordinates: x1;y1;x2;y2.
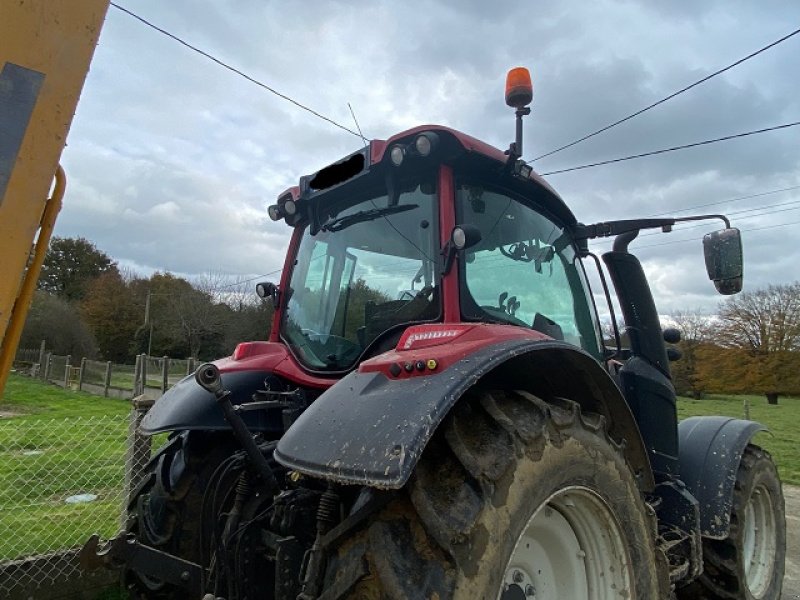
57;0;800;314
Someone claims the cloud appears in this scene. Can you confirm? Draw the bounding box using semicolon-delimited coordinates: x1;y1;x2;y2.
53;0;800;316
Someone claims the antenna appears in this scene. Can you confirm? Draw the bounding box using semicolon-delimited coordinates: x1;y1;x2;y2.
348;102;369;148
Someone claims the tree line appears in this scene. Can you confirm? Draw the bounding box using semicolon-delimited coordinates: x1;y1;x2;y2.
667;282;800;405
20;238;800;404
20;237;274;363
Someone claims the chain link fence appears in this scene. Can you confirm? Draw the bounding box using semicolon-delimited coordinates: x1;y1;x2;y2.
2;346;198;597
0;410;155;599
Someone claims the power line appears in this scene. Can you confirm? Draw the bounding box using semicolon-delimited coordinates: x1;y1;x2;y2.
539;121;800;176
621;219;800;251
671;198;800;222
647;184;800;217
531;26;800;162
109;2;361;138
206;268;284;293
594;199;800;244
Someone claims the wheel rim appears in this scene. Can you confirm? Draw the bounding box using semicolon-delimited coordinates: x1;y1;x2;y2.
742;483;777;597
499;487;633;600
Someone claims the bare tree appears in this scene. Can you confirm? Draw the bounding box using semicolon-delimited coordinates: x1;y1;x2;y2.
665;311;712;398
716;282;800;404
169;285;226;359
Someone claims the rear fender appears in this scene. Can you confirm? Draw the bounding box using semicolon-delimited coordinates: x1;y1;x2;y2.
274;339;654;490
141;370;284;434
678;416;766;538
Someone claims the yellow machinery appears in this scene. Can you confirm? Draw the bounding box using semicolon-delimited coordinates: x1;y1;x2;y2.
0;0;110;397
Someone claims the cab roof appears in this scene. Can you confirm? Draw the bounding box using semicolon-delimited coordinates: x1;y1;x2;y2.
280;124;577;229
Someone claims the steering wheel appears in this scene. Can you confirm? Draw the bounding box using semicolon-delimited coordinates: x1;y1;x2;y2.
415;285;434;300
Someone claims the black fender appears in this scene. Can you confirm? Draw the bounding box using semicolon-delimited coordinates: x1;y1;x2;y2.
274;339;654;490
141;370;284;435
678;416;766;538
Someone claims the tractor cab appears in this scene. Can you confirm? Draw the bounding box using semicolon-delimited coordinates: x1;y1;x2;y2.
264;123;603;375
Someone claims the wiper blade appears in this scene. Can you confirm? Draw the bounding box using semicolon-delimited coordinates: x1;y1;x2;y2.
321;204;418;232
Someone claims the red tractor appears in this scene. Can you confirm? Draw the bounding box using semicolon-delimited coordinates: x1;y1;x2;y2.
84;69;785;599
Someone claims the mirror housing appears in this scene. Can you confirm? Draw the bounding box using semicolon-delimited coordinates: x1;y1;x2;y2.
703;228;743;295
256;281;281;308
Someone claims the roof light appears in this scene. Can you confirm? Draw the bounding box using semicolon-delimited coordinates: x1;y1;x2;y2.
414;132;439;157
451;224;482;250
390;145;405;166
513;160;533;180
505;67;533;108
283;199;297;215
268;204;284;221
452;227;466;249
255;283;268;298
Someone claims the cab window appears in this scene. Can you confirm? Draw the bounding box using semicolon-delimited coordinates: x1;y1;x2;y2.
456;184;601;357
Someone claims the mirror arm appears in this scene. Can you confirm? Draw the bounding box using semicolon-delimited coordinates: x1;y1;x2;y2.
441;242;456;276
613;229;640;253
673;213;730;229
576;213;730;241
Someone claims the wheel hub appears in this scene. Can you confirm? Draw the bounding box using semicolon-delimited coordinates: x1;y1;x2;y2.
499;487;633;600
501;567;537;599
743;484;778;597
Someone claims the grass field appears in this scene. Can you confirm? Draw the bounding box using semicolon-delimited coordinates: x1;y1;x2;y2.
1;372;130;419
677;393;800;486
0;373;132;560
0;372;797;563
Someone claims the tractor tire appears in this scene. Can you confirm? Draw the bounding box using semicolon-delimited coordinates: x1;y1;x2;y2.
678;445;785;600
323;389;669;599
125;430;239;599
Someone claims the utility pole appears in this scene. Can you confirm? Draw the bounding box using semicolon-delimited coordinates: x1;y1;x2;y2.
144;291;153;357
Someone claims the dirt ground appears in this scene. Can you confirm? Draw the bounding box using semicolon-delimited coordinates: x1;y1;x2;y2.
784;484;800;599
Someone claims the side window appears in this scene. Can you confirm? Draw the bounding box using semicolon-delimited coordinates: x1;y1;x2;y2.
457;185;601;357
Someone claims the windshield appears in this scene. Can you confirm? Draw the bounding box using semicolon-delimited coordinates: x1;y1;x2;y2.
457;183;602;356
282;181;439;371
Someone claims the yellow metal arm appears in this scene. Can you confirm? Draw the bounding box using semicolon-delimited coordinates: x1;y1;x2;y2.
0;1;110;396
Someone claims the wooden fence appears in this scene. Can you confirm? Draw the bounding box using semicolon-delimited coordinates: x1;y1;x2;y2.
13;342;196;400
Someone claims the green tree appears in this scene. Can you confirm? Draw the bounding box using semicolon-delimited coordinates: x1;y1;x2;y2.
20;291;97;358
38;237;118;301
81;271;140;362
129;273;227;359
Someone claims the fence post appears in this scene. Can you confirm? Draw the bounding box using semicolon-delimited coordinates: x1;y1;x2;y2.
44;352;52;380
104;361;112;397
123;396;156;527
38;339;46;368
743;397;751;421
161;356;169;393
78;357;86;391
133;354;142;397
187;357;195;376
141;354;148;395
63;355;71;388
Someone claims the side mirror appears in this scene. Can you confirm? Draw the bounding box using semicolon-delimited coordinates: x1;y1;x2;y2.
703;228;743;295
255;281;281;308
